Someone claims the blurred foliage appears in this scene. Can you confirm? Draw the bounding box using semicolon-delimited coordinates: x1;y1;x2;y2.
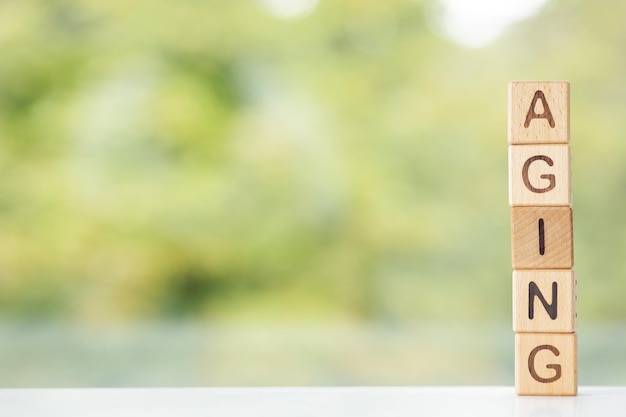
0;0;625;323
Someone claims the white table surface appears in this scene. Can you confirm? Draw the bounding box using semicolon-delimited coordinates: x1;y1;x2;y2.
0;386;624;417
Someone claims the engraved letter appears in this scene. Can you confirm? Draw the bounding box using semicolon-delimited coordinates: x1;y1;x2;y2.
528;345;562;383
538;218;545;255
522;155;556;193
524;90;556;128
529;281;558;320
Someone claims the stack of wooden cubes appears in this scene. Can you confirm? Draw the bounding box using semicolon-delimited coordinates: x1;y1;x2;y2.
508;81;577;396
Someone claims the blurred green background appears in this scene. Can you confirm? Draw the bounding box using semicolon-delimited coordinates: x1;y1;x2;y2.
0;0;625;386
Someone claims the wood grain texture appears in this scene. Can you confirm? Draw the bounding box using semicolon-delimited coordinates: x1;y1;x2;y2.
511;207;573;269
509;144;571;206
515;333;577;396
508;81;569;144
513;270;577;333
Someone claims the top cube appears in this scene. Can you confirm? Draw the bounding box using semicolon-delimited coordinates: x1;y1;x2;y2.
508;81;569;144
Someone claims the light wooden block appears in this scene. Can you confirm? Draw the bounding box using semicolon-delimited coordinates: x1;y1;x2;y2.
508;81;569;144
513;270;577;333
509;144;571;206
515;333;577;396
511;207;573;269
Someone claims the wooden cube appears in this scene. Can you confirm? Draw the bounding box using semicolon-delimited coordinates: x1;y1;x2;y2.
515;333;577;396
509;81;569;144
509;145;571;206
511;207;573;269
513;270;576;333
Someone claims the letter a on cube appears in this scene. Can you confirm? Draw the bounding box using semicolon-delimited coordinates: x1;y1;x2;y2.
508;81;569;144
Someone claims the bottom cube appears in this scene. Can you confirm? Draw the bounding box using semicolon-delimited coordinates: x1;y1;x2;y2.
515;333;577;396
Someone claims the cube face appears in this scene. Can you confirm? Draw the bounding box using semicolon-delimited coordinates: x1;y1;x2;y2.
508;82;569;144
509;145;571;206
515;333;577;396
511;207;573;269
513;270;576;333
